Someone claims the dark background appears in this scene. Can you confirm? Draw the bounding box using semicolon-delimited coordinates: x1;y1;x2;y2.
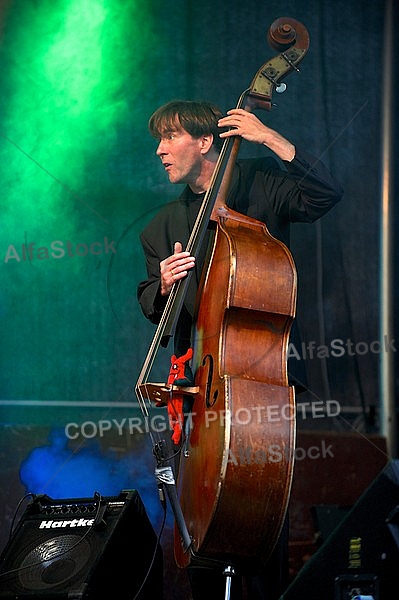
0;0;397;597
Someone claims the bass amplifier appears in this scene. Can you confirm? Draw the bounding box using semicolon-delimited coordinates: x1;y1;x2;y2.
0;489;163;599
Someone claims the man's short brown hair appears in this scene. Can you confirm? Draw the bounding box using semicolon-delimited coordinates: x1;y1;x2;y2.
148;100;225;152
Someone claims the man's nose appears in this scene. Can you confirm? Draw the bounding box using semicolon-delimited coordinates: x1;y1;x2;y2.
156;140;166;156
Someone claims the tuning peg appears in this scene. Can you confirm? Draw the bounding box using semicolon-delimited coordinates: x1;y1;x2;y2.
275;82;287;93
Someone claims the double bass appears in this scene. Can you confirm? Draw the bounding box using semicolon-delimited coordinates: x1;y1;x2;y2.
136;15;310;587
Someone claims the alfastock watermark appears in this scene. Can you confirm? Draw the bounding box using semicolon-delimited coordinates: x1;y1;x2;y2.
224;440;334;467
288;336;396;360
4;237;116;263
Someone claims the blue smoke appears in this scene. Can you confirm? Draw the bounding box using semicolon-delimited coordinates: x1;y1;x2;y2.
19;428;163;527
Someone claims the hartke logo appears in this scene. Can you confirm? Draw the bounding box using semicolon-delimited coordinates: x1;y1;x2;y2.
39;518;95;529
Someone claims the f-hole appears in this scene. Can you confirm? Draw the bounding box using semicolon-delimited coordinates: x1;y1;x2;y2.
202;354;218;408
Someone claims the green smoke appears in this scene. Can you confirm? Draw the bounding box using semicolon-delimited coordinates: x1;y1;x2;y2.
0;0;154;234
0;0;157;403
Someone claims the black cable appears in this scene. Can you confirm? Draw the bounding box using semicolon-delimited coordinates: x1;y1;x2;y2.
130;496;167;600
7;491;36;544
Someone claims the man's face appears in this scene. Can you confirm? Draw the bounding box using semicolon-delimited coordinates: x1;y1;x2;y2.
155;126;205;185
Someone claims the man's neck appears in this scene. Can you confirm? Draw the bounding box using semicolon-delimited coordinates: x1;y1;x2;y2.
189;154;218;194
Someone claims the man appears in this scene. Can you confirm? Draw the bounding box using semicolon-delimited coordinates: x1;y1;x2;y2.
138;100;343;382
137;100;343;599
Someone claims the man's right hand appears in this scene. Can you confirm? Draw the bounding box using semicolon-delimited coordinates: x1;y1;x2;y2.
160;241;195;296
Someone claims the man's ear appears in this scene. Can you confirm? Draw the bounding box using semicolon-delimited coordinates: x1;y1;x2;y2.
200;134;214;154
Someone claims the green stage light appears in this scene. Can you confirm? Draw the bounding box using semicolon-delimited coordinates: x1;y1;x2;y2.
0;0;154;236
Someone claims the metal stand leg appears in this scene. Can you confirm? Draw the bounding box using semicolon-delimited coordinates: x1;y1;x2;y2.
223;565;235;600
